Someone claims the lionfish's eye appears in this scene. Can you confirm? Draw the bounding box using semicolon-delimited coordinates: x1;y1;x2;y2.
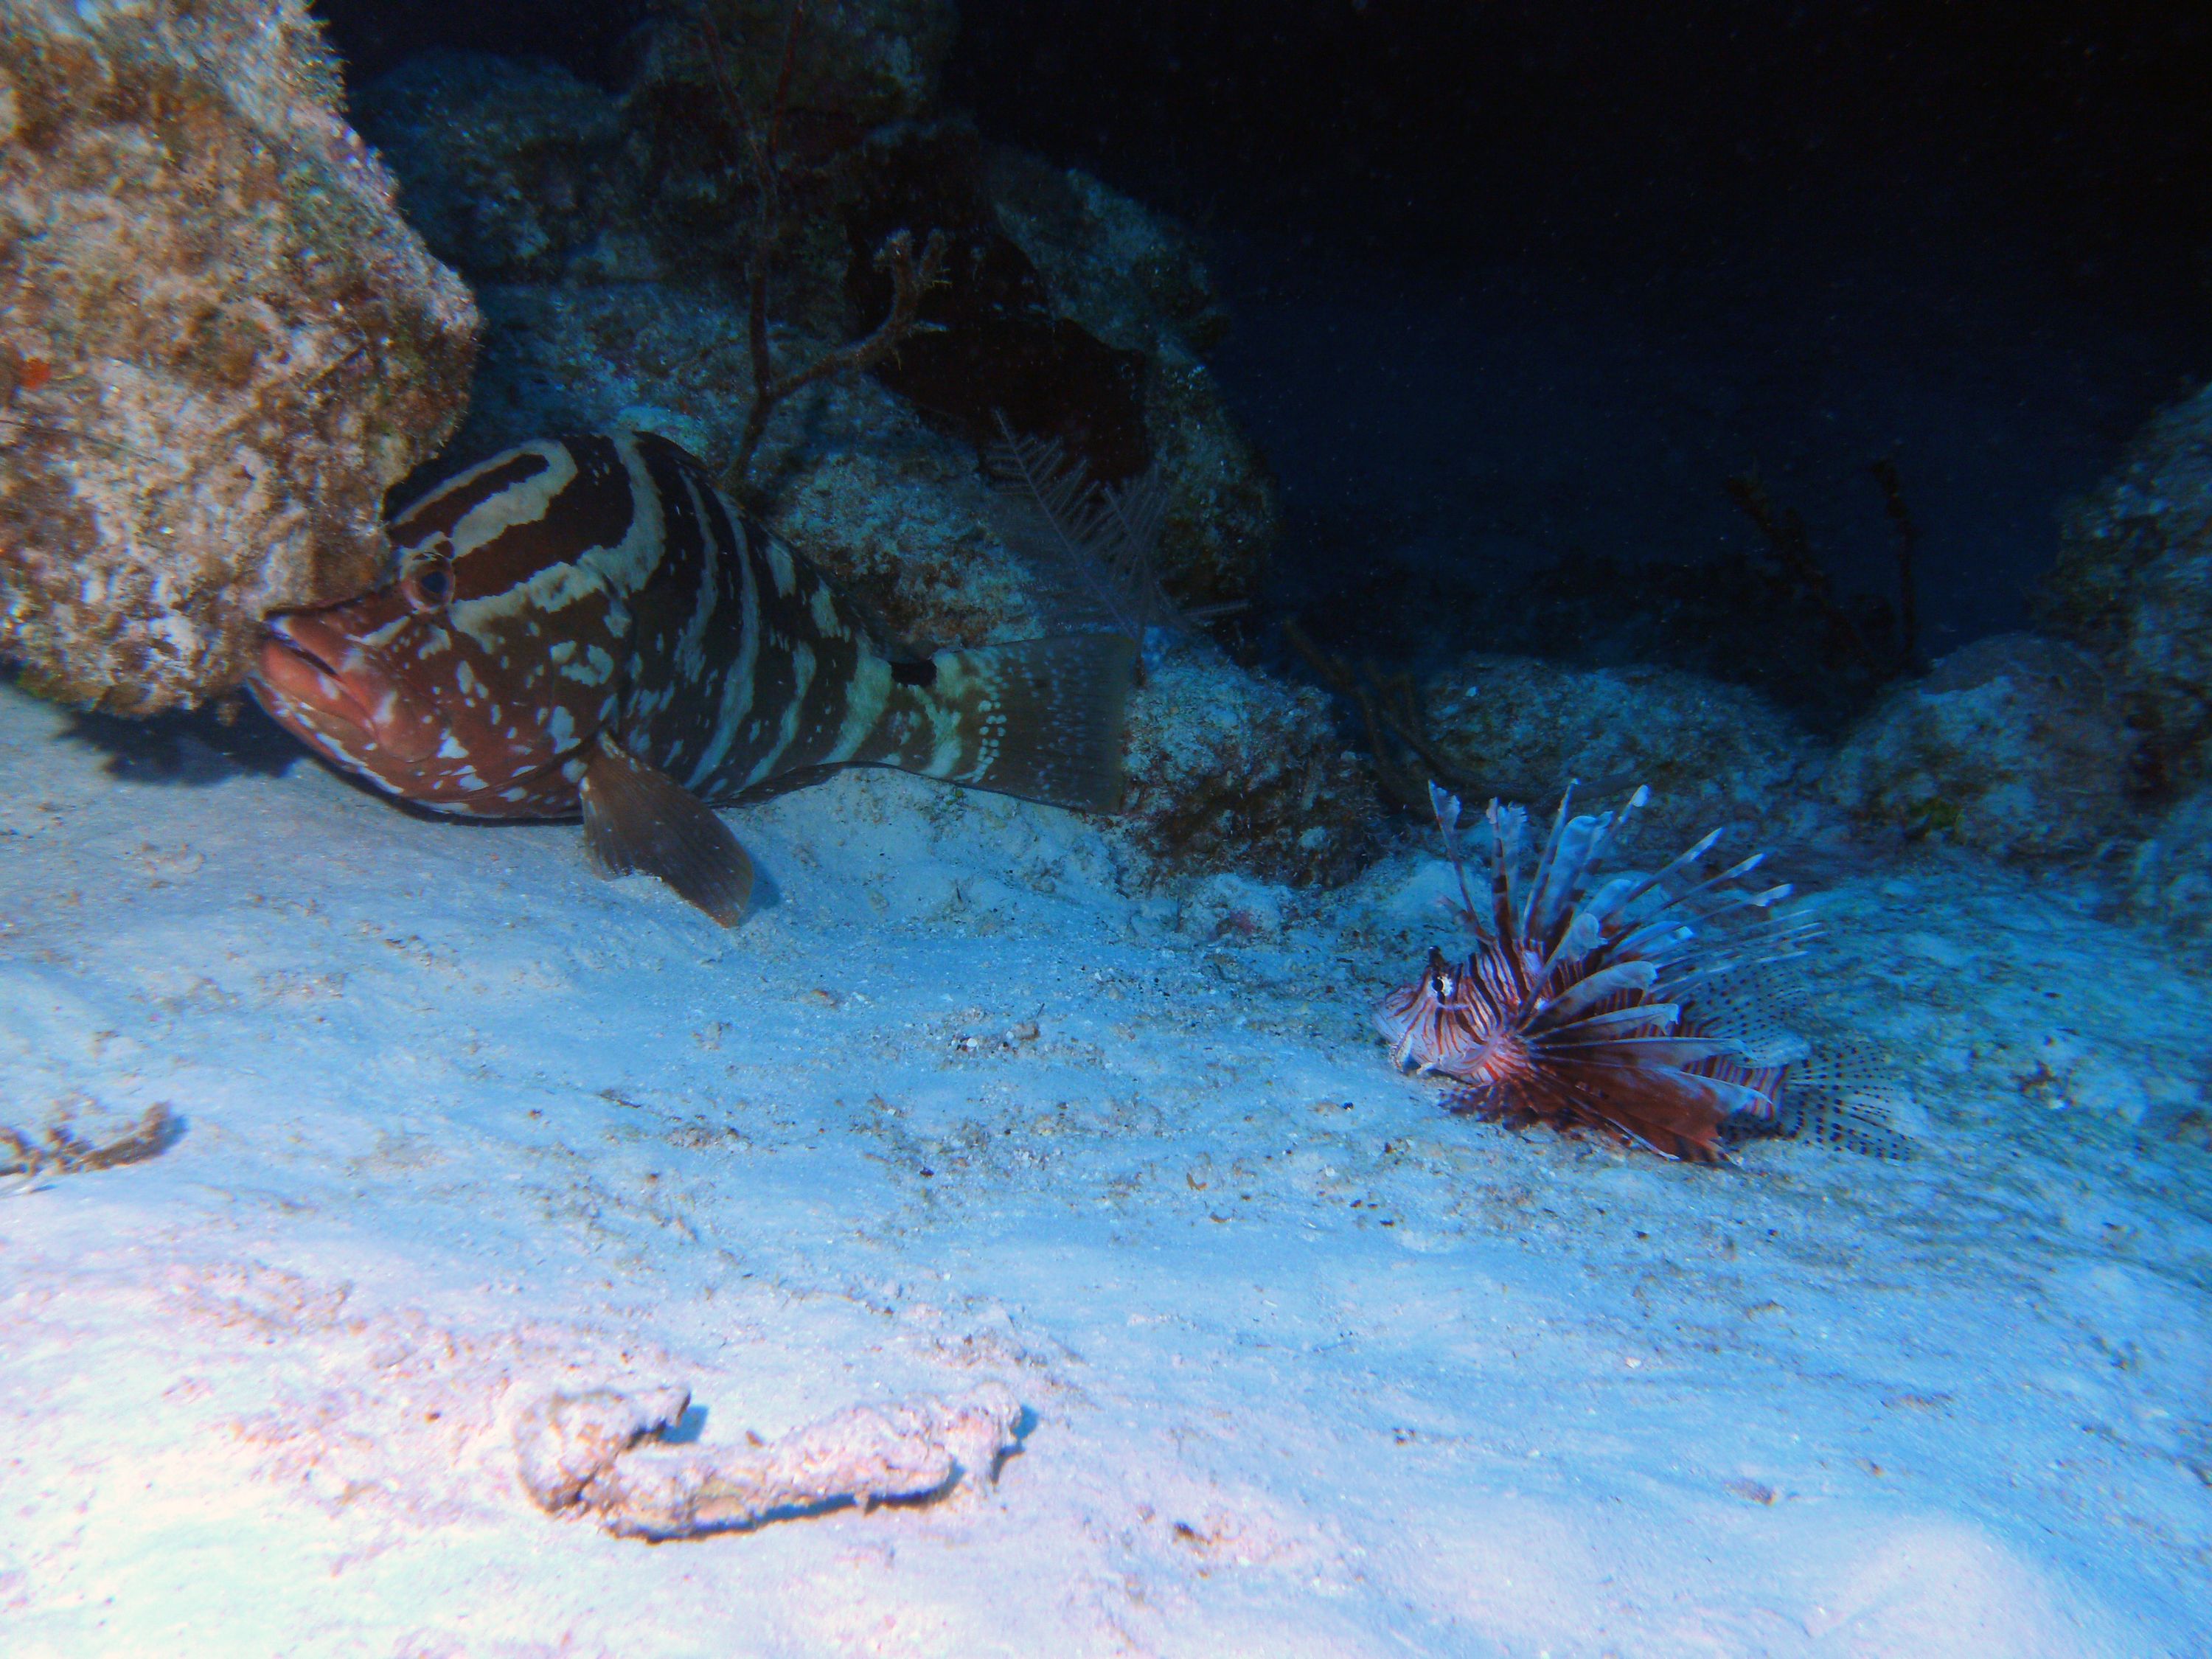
401;559;453;611
1432;971;1455;998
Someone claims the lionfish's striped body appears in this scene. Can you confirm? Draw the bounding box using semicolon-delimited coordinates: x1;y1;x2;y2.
251;431;1133;922
1378;784;1811;1161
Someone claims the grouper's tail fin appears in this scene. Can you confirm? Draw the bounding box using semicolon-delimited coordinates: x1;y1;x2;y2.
919;634;1136;813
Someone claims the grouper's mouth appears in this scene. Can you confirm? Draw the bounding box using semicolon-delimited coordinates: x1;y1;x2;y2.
254;613;437;765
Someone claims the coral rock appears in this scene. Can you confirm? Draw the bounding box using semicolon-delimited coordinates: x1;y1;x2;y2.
515;1378;1020;1541
633;0;959;138
0;0;477;713
2126;786;2212;940
1121;652;1380;888
1422;653;1820;851
988;153;1276;612
2039;379;2212;788
352;51;639;283
1823;633;2134;858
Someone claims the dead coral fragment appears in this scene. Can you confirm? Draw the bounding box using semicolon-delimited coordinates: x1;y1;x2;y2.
0;1102;179;1181
516;1380;1021;1540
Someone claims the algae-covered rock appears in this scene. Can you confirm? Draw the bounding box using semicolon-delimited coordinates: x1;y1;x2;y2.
352;50;643;283
1823;633;2134;858
986;152;1274;615
2039;380;2212;788
1421;653;1820;847
2126;786;2212;941
1121;653;1380;888
631;0;958;135
0;0;477;714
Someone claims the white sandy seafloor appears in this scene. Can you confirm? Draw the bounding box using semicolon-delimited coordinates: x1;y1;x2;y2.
1;677;2208;1659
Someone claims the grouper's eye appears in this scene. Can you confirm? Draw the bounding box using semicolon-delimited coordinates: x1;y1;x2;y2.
401;558;453;612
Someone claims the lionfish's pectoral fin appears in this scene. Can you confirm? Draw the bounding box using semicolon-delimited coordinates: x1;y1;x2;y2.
579;737;754;927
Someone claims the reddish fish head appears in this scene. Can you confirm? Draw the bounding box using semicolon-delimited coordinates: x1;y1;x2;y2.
249;442;629;817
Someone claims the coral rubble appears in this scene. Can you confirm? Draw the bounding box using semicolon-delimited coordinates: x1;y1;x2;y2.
0;0;477;712
515;1380;1021;1540
1823;633;2135;859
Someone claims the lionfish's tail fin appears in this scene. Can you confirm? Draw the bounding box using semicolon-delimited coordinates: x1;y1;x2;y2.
1772;1043;1919;1158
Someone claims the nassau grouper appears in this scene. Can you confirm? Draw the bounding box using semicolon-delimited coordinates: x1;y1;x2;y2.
250;429;1137;925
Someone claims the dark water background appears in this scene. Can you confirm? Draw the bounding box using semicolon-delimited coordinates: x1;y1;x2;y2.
316;0;2212;681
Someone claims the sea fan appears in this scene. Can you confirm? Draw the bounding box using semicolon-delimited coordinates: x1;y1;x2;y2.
1377;782;1900;1162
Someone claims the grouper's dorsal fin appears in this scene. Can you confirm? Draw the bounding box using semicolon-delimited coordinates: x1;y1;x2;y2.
580;737;754;927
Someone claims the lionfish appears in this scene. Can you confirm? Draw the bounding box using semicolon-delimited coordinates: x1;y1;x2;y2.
1378;782;1905;1162
251;430;1135;925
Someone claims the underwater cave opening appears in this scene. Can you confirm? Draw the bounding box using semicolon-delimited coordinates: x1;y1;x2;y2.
945;0;2212;719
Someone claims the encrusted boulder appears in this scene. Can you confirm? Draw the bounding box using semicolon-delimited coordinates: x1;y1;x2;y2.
2126;787;2212;941
2039;379;2212;790
1823;633;2135;858
351;51;644;284
1121;652;1380;888
631;0;959;136
1421;653;1821;849
0;0;477;713
986;152;1273;613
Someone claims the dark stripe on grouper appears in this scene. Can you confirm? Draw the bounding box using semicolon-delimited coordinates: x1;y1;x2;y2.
250;429;1138;926
387;447;554;549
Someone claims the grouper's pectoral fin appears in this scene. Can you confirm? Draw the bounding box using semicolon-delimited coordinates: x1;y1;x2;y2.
580;737;754;927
